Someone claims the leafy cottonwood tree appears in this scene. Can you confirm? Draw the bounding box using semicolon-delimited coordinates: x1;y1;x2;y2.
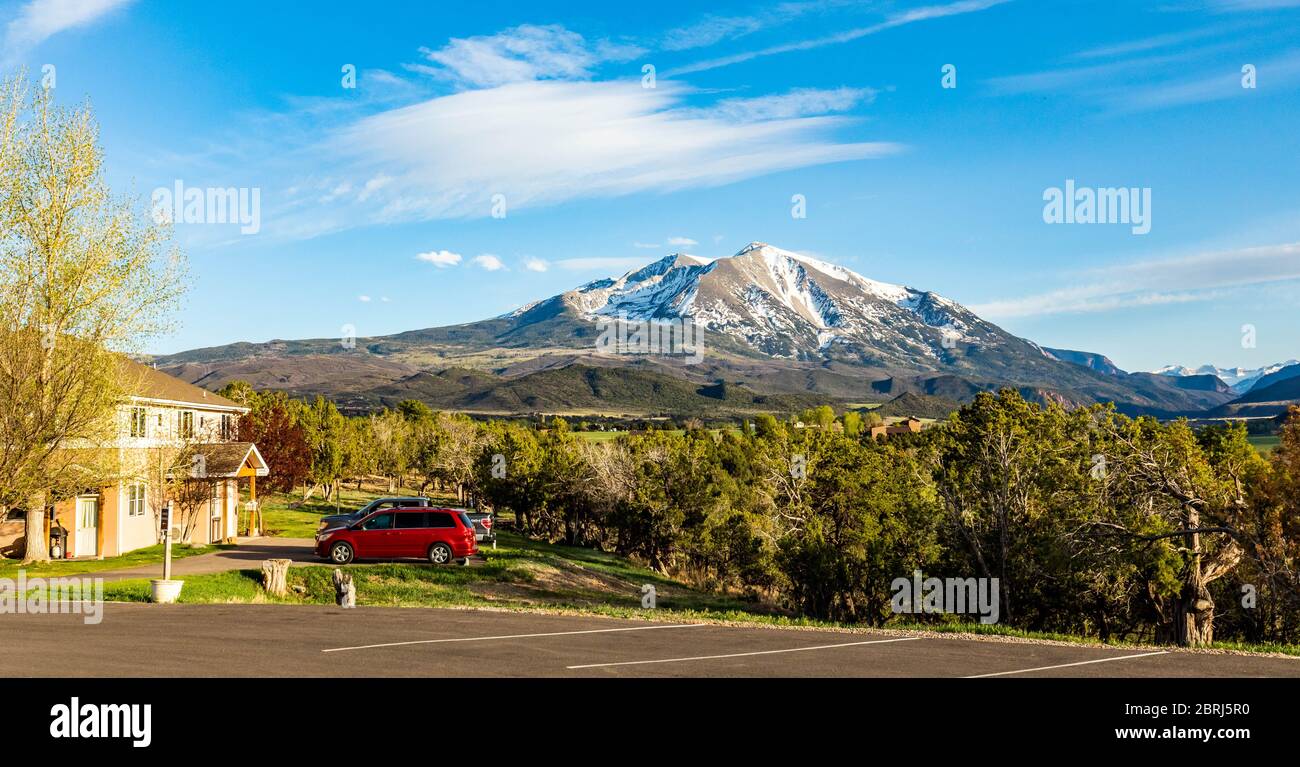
0;75;183;562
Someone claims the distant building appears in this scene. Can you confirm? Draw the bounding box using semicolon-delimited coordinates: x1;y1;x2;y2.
869;417;924;440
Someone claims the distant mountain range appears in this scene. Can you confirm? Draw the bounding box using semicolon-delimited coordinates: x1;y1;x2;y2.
152;242;1295;419
1153;360;1300;394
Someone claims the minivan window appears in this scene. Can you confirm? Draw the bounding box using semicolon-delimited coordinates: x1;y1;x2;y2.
361;512;394;530
428;512;456;529
394;512;428;529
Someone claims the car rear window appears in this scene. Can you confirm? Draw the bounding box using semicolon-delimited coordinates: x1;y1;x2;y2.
428;512;456;529
394;512;428;529
458;512;474;529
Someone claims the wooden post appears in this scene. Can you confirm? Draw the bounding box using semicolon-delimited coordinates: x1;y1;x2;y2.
261;558;290;597
332;569;355;608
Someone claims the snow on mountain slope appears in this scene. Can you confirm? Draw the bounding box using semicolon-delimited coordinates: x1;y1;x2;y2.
540;242;1012;366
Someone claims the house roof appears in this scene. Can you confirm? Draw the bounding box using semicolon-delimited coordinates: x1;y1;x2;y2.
120;358;246;411
189;442;270;478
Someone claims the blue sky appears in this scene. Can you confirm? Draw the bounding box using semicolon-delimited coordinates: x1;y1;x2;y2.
3;0;1300;372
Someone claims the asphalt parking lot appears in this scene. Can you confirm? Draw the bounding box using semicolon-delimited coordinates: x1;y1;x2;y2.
2;603;1298;678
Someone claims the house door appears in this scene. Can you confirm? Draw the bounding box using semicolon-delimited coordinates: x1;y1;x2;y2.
75;496;99;557
209;486;223;543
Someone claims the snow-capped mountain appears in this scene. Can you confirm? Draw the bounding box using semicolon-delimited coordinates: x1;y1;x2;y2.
153;241;1244;417
516;242;1015;368
1154;361;1300;394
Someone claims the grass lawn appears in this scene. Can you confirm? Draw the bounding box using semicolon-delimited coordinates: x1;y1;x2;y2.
0;542;230;578
1249;435;1281;455
102;530;777;619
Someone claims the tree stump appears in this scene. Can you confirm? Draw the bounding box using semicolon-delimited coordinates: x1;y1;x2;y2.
261;558;291;597
332;569;355;609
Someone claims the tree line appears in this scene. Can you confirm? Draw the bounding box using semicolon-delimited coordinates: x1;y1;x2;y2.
219;379;1300;649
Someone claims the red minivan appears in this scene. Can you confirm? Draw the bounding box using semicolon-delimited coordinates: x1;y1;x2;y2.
315;508;478;565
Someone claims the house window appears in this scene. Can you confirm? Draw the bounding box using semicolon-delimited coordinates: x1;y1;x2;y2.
127;483;146;517
129;406;147;438
220;413;235;441
178;410;194;439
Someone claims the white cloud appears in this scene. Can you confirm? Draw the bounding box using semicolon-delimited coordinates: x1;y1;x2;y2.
972;242;1300;318
358;295;372;302
413;24;642;89
667;236;698;247
415;249;462;267
2;0;132;63
380;296;391;302
523;257;549;272
472;253;507;271
305;80;898;234
633;242;661;249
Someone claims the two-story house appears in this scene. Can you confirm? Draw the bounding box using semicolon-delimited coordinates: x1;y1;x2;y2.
49;360;269;559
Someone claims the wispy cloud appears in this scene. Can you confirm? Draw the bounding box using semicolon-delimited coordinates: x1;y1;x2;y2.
278;80;898;239
409;24;643;89
1110;49;1300;112
523;257;549;272
666;0;1010;76
659;1;832;51
972;242;1300;317
702;86;876;121
1069;26;1231;60
667;236;698;247
2;0;131;64
988;21;1300;114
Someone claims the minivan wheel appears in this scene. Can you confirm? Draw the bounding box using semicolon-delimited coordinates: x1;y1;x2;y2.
428;543;453;565
329;542;355;565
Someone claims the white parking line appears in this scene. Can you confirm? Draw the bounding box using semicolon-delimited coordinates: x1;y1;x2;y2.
566;636;921;669
322;622;710;653
963;651;1169;678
